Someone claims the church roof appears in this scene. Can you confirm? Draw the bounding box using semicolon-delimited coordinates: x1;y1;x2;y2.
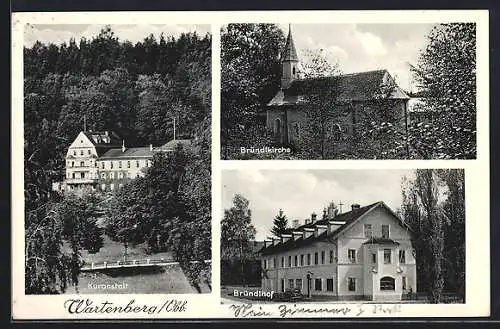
281;25;298;62
258;201;412;255
99;147;153;160
267;70;410;107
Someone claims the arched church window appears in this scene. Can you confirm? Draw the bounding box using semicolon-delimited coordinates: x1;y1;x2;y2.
293;66;296;75
275;118;281;135
380;276;395;291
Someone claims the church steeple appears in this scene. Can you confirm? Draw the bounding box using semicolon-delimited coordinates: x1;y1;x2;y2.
281;24;299;90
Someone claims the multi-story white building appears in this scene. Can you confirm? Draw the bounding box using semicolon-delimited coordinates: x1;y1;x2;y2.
60;130;190;192
259;201;417;301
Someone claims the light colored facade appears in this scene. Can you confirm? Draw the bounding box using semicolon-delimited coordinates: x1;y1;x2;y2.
62;130;190;192
259;202;417;301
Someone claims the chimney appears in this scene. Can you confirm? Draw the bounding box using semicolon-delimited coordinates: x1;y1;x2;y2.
150;144;153;151
311;212;317;223
292;219;300;228
122;140;126;153
351;204;361;211
292;231;302;241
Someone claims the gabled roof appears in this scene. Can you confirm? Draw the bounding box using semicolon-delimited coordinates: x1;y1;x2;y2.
80;131;122;156
259;201;412;255
159;139;192;151
267;70;410;107
282;25;298;62
99;147;153;160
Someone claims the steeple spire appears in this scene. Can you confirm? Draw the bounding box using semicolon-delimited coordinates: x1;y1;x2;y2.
281;24;299;89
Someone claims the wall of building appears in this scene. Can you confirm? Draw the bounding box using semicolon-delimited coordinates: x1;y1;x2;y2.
65;132;100;188
96;158;151;191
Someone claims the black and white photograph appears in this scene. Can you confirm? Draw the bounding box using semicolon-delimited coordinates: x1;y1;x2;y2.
221;23;476;160
23;24;212;294
221;169;465;303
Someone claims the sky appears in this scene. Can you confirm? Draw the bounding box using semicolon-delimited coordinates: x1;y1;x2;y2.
278;23;437;92
221;169;414;241
24;24;211;47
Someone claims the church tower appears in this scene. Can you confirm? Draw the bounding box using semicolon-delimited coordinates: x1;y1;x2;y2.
281;24;299;90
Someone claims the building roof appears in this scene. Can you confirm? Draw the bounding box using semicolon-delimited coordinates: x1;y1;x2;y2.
259;201;412;255
99;147;153;160
282;25;298;62
81;131;122;156
158;139;192;151
267;70;410;107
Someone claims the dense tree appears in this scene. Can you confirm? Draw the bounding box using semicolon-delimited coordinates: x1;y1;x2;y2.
410;23;476;159
400;169;465;303
270;209;288;237
221;194;257;285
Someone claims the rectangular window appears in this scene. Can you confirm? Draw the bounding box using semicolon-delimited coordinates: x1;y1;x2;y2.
384;249;392;264
80;150;84;156
294;255;298;267
307;254;311;266
119;161;122;168
273;258;276;268
88;150;91;155
102;162;104;169
327;278;334;292
314;278;322;291
348;278;356;292
101;184;106;191
372;253;377;263
80;161;84;167
110;183;114;190
110;162;114;169
72;173;75;179
80;172;84;179
296;279;302;291
101;173;106;179
402;276;407;290
136;160;140;168
300;254;304;267
382;225;390;238
348;249;356;263
288;256;292;267
399;250;406;263
321;251;325;264
110;172;114;179
329;250;334;263
364;224;373;238
281;257;285;268
314;252;318;265
71;161;74;167
73;151;76;156
281;279;285;293
127;161;130;168
288;279;294;289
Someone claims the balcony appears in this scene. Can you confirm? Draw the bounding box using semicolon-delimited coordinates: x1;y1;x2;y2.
65;178;98;185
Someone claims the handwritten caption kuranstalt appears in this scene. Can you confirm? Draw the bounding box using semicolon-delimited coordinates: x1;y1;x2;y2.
63;299;188;315
229;303;402;318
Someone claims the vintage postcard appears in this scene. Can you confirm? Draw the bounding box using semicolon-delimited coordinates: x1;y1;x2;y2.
11;10;489;320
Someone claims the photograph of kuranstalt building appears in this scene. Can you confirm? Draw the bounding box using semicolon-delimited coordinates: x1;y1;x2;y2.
24;24;212;295
221;170;465;303
221;23;476;160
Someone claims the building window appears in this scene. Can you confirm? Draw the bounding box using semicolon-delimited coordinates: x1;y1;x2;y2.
321;251;325;264
294;255;298;267
72;173;75;179
80;150;84;156
110;183;114;190
101;173;106;179
364;224;373;238
147;160;151;167
73;151;76;156
80;161;84;167
307;254;311;266
384;249;392;264
348;278;356;292
281;279;285;293
88;150;91;155
288;279;294;289
288;256;292;267
314;278;322;291
127;161;130;168
110;172;114;179
118;172;123;179
402;276;407;290
300;254;304;267
136;160;140;168
296;279;303;291
273;258;276;268
95;161;98;167
382;224;390;238
372;253;377;263
71;161;74;167
80;140;83;143
281;257;285;268
80;173;84;179
110;162;114;169
119;183;123;189
101;184;106;191
102;162;105;169
275;118;281;135
292;66;296;75
314;252;318;265
327;278;334;292
329;250;334;263
348;249;356;263
119;161;122;168
380;276;395;291
263;259;267;269
399;250;406;264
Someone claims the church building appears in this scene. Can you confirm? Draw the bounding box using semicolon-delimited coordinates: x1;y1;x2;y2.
59;130;191;192
267;26;411;146
259;201;417;301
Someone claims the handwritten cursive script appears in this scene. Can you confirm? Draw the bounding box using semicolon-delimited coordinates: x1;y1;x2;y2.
229;304;273;317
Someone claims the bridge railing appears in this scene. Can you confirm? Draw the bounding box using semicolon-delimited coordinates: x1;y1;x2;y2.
81;258;212;270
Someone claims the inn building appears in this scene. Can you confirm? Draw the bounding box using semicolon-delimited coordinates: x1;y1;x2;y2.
258;201;417;301
59;130;191;192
